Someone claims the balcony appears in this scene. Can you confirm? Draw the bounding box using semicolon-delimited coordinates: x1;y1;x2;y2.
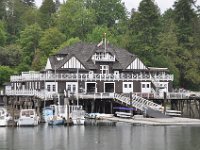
10;72;174;82
92;53;115;62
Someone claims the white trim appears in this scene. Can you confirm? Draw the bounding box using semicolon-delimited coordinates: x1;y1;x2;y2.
66;82;78;94
104;82;115;93
141;82;151;93
45;58;52;70
122;82;133;93
100;65;109;74
62;56;85;69
45;82;58;93
126;58;147;70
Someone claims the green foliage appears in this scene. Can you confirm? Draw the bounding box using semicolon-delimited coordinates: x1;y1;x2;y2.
0;0;200;90
0;21;7;46
127;0;161;57
19;23;42;68
39;27;66;56
0;44;22;66
0;66;15;86
56;0;96;39
51;37;81;55
39;0;56;29
85;0;127;27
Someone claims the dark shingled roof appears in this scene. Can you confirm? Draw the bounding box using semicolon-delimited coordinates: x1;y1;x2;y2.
49;42;138;70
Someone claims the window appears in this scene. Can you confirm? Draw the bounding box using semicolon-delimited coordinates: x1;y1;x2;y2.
147;84;149;88
124;84;127;88
68;85;71;91
100;65;109;74
73;85;76;92
129;84;132;88
47;85;51;91
142;84;145;88
52;85;56;91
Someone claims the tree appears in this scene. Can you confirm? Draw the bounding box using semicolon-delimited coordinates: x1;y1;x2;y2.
19;23;42;67
0;66;15;86
85;0;127;27
126;0;161;64
173;0;197;47
0;21;7;46
56;0;96;39
0;44;22;66
0;0;7;20
39;0;56;29
39;27;66;56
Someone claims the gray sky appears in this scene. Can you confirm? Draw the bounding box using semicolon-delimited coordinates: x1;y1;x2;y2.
35;0;200;14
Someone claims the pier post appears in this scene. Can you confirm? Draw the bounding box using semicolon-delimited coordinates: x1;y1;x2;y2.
110;100;113;114
130;92;133;117
163;92;167;114
91;99;95;113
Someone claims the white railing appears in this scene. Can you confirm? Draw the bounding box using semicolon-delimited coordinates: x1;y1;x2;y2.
10;73;174;82
4;89;55;100
114;93;163;112
92;53;115;62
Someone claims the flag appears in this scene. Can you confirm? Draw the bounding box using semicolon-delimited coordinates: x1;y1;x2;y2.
97;40;103;47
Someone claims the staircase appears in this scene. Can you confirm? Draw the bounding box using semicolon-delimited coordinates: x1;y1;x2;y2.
114;93;170;118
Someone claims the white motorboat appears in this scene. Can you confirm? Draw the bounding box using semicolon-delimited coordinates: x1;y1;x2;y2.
0;107;12;127
71;109;85;125
17;109;39;126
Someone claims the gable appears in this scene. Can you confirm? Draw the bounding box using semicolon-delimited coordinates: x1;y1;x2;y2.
45;58;52;70
61;56;85;69
126;58;147;70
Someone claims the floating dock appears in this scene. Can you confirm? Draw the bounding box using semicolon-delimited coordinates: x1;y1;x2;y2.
104;116;200;126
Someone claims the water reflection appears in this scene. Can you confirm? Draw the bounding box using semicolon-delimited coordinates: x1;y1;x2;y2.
0;122;200;150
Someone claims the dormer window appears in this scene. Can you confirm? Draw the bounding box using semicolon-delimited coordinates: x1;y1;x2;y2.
100;65;109;74
56;56;64;61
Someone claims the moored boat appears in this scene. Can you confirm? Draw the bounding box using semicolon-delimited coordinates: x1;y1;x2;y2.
17;109;39;126
48;116;64;126
71;109;85;125
0;108;12;127
42;107;54;123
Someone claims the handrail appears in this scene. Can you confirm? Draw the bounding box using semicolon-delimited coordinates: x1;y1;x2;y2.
10;73;174;82
114;93;163;112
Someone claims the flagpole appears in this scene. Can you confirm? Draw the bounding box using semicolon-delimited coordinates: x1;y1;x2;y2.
104;32;106;53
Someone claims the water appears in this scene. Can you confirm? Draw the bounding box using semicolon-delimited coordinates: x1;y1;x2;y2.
0;120;200;150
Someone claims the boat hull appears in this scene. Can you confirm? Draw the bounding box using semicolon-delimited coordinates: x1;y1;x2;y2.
18;118;38;126
48;119;64;126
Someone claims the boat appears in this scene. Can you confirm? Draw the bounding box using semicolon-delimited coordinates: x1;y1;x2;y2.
17;109;39;126
42;107;54;123
0;107;12;127
84;113;100;119
47;116;64;126
115;111;133;118
71;109;85;125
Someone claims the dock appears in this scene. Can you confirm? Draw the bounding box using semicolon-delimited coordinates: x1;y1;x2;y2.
104;116;200;126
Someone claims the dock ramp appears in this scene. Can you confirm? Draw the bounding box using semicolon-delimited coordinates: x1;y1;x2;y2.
114;93;170;118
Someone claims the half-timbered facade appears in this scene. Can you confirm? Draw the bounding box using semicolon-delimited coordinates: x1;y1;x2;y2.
5;42;174;105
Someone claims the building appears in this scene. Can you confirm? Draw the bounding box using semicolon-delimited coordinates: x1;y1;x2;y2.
4;41;174;113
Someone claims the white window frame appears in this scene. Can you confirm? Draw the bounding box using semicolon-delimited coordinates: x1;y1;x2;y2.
66;82;78;94
100;65;109;74
141;82;151;93
123;82;133;93
85;82;97;93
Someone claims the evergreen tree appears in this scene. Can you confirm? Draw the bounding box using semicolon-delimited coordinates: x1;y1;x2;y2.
127;0;161;64
39;0;56;29
173;0;197;47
